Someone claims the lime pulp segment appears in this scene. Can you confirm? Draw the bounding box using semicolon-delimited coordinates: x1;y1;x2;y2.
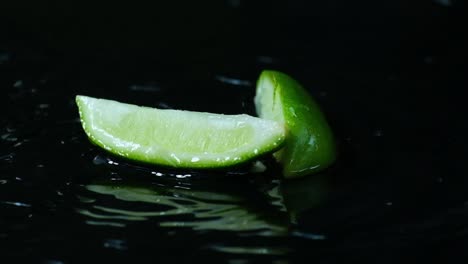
76;95;285;169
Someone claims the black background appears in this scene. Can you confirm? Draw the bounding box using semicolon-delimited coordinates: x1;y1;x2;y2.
1;0;468;263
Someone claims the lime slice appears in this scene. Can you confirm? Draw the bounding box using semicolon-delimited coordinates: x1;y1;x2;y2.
76;95;285;169
254;70;336;178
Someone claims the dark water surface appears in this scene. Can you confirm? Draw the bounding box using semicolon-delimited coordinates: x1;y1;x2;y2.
1;0;468;263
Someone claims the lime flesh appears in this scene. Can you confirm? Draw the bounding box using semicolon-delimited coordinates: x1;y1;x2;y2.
76;95;285;169
254;70;336;178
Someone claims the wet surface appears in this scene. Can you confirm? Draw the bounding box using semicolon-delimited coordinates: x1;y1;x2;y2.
1;0;468;262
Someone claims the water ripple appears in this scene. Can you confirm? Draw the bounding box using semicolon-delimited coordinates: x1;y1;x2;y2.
77;182;287;234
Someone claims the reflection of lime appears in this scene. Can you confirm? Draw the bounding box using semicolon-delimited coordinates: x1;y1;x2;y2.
281;174;329;223
80;182;287;233
255;70;336;178
76;95;285;169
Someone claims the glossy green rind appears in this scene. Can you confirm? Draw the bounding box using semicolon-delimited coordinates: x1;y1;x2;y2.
255;70;336;178
76;95;285;169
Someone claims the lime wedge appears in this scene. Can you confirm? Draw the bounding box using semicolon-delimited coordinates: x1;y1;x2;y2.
76;95;285;169
254;70;336;178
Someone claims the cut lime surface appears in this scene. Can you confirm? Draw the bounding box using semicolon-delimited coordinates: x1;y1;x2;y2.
76;95;285;169
255;70;336;178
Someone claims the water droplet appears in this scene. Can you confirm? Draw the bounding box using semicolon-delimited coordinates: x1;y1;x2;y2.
236;121;246;128
0;180;8;184
1;133;18;142
170;154;181;163
291;230;326;240
191;157;200;162
174;185;190;190
215;75;252;86
256;55;277;64
152;172;163;177
107;160;119;165
38;103;50;109
250;161;266;173
93;155;108;165
103;239;128;250
110;177;122;182
374;130;383;137
289;107;297;117
13;80;23;88
156;102;172;109
386;201;393;206
1;201;31;207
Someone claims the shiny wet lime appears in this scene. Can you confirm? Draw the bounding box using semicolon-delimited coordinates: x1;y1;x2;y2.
255;70;336;178
76;95;285;169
